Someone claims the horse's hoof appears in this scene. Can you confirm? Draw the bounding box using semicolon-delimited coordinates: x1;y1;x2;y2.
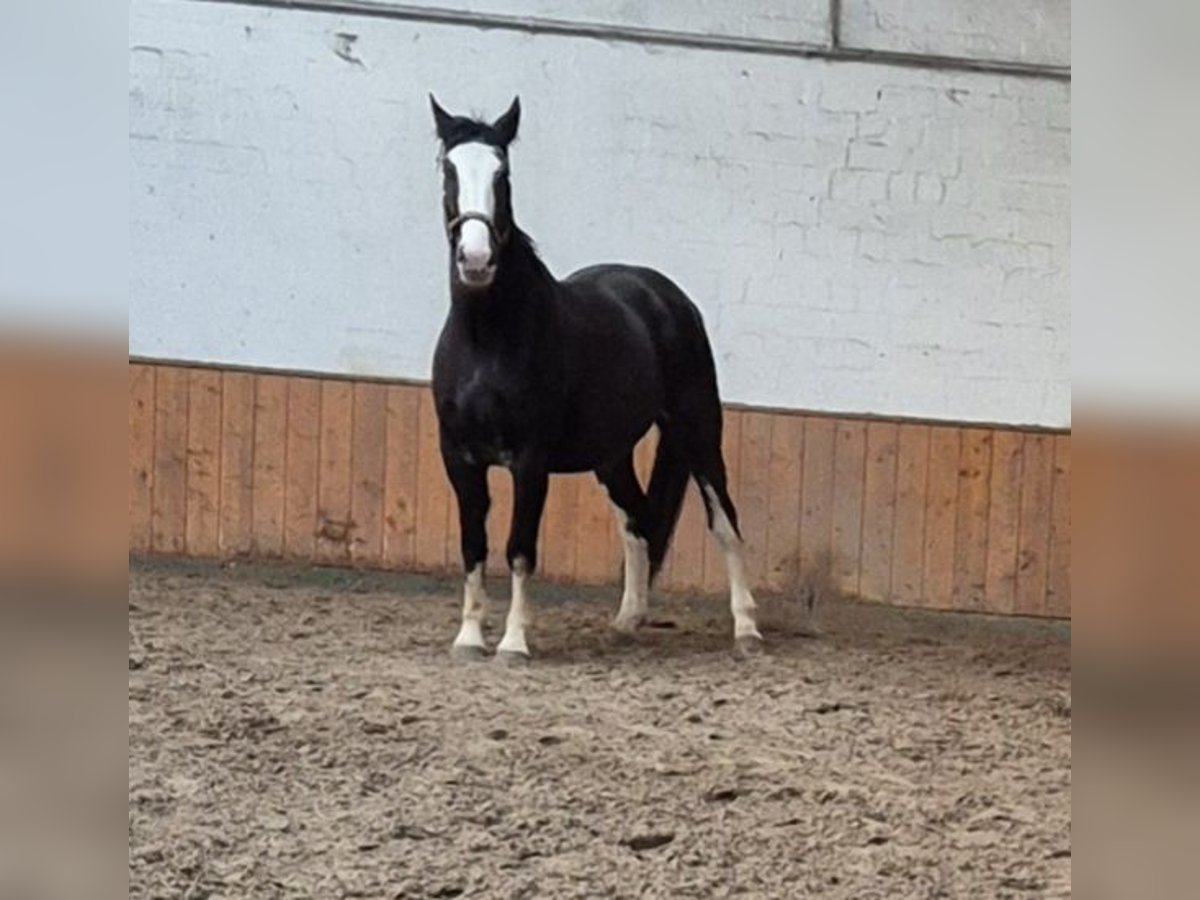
733;634;765;659
495;649;531;667
451;644;488;662
610;614;646;637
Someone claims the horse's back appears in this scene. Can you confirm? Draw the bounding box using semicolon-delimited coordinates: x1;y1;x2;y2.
559;263;720;416
564;263;697;318
562;264;710;359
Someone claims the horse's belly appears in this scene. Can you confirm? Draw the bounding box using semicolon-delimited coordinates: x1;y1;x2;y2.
548;403;657;473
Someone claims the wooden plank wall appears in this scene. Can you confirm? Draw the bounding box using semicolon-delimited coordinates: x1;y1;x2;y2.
129;362;1071;618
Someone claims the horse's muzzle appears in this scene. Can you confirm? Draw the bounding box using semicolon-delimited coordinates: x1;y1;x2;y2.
454;219;497;288
458;264;495;288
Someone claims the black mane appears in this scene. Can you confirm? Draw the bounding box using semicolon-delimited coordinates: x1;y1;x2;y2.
504;226;545;276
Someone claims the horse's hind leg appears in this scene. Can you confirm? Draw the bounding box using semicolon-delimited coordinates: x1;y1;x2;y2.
699;475;764;653
595;454;652;634
682;413;764;654
644;429;691;582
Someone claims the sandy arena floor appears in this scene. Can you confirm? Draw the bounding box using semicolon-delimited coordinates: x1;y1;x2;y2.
129;559;1070;899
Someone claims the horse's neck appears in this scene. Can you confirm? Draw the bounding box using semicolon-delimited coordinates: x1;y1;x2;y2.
450;238;557;352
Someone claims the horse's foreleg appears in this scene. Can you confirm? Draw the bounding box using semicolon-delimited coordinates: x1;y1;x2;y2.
498;459;549;662
446;459;491;658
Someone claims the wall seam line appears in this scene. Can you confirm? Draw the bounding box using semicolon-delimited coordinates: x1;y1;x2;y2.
182;0;1071;81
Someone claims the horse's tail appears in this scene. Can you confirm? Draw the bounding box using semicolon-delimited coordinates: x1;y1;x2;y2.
644;429;692;584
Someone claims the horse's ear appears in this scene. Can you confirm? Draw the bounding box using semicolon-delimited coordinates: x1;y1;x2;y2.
430;93;454;141
492;96;521;147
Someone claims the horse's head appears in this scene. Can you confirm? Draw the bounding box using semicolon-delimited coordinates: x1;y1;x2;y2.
430;95;521;291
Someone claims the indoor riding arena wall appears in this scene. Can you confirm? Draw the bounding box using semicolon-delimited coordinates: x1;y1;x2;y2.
128;0;1069;618
129;363;1069;617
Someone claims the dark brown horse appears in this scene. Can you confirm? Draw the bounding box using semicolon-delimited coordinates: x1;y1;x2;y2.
429;96;762;662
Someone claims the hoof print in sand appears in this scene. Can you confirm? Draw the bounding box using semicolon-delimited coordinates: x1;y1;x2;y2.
704;787;743;803
495;649;531;667
621;832;675;852
733;635;765;659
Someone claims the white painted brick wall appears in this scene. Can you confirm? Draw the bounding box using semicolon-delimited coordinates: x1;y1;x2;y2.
841;0;1070;68
128;0;1070;427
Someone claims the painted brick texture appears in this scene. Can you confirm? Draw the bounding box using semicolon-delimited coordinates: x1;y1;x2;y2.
129;0;1069;427
841;0;1070;67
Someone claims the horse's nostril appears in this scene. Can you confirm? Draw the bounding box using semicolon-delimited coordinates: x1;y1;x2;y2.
456;246;467;263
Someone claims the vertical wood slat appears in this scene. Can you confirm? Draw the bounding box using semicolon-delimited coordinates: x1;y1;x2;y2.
151;366;189;555
129;364;155;553
799;417;835;588
350;382;387;565
633;428;657;487
316;380;354;564
1046;434;1071;617
540;474;580;582
252;374;288;557
765;413;803;591
891;424;929;604
923;426;960;609
859;421;899;602
738;411;773;587
383;384;420;570
185;369;222;556
219;371;256;556
984;430;1024;614
1015;433;1054;616
953;429;993;610
414;388;451;571
573;477;618;585
702;409;742;593
831;420;866;596
283;377;320;559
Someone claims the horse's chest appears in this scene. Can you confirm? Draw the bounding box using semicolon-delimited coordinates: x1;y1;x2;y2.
437;372;529;466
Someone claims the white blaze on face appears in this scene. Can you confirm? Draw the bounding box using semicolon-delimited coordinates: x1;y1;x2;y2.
445;142;503;282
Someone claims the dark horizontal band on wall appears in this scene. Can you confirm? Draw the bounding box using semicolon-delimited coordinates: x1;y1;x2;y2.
187;0;1071;82
127;355;1071;436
